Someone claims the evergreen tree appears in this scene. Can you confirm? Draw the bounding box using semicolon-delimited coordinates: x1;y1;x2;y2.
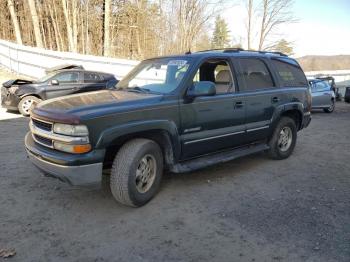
272;39;294;55
211;16;230;49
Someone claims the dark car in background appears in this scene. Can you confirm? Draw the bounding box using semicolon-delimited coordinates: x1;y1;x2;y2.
316;76;342;101
344;86;350;103
308;79;335;113
1;65;118;116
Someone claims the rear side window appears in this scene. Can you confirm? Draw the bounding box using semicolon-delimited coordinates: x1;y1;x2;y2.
315;81;330;92
239;58;274;91
54;72;79;83
272;59;308;87
84;73;103;83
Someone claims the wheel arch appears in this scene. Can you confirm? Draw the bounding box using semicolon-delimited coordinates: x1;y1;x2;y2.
271;103;304;132
98;120;181;169
19;93;43;100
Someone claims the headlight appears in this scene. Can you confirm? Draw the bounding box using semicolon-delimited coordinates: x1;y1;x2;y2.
53;123;89;136
54;141;91;154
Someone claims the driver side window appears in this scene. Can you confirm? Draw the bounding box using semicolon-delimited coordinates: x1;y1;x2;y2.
192;59;235;95
53;72;79;84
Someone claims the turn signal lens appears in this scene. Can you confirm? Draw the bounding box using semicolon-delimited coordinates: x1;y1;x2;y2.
72;144;92;154
54;141;91;154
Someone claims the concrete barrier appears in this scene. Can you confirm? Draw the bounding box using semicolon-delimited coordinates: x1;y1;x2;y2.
0;40;139;80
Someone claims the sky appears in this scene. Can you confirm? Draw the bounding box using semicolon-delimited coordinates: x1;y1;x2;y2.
221;0;350;57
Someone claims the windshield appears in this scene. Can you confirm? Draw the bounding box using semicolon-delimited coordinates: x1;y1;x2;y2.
37;72;56;83
117;57;192;94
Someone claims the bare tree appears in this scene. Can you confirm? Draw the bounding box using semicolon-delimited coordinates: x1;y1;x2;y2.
246;0;253;50
7;0;22;45
103;0;111;56
173;0;225;53
27;0;43;48
0;0;225;58
258;0;295;51
61;0;76;52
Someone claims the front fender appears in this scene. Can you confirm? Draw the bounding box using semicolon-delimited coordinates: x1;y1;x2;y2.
95;119;181;157
16;85;43;99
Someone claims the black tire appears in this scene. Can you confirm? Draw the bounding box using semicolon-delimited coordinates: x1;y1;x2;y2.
110;138;163;207
18;96;42;116
323;100;335;113
345;98;350;103
267;117;297;160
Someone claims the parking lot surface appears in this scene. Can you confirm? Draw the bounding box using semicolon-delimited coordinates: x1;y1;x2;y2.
0;81;349;260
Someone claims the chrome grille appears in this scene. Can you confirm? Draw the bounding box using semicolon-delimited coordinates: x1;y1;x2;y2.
33;134;53;147
32;118;52;131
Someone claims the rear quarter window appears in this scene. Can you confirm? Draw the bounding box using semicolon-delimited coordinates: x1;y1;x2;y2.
272;59;308;87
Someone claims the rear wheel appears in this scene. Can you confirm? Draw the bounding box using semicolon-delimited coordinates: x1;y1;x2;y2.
18;96;42;116
110;139;163;207
267;117;297;160
323;99;335;113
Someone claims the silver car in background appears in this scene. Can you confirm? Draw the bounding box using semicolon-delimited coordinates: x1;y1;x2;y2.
309;79;335;113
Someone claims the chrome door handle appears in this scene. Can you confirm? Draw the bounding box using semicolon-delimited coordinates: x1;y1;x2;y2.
272;97;280;103
234;101;244;108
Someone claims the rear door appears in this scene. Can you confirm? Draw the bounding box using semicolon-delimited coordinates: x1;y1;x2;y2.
236;57;279;142
81;72;106;92
44;71;82;99
179;57;246;159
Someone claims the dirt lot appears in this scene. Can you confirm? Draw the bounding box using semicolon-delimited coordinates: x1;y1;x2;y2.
0;68;350;261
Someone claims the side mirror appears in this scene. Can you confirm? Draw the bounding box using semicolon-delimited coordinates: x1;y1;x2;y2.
187;81;216;98
51;79;59;85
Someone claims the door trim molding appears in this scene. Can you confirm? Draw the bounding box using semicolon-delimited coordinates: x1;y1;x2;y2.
184;130;245;145
246;125;270;133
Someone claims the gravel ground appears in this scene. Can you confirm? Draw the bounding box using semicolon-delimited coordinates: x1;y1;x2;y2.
0;68;349;261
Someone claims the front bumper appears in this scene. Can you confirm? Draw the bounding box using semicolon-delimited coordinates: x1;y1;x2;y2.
25;132;104;186
1;87;20;110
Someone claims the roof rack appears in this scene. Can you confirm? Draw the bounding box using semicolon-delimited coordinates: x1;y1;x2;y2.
196;48;244;53
195;48;288;57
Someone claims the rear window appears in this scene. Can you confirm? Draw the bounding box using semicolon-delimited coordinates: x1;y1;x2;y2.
272;59;308;87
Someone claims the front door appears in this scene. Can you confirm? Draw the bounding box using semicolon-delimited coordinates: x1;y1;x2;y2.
44;71;82;99
179;58;246;159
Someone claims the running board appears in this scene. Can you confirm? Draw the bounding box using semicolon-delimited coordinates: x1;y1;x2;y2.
170;143;269;173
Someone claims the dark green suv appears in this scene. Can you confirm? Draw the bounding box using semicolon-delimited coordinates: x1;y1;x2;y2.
25;49;311;207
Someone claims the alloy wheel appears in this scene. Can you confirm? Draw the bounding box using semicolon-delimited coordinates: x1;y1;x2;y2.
135;154;157;193
278;126;293;152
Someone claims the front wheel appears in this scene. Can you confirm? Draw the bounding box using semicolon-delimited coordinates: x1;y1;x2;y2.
267;117;297;160
18;96;42;116
110;139;163;207
323;100;335;113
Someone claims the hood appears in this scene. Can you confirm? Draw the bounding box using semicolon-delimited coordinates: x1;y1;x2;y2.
2;79;34;88
45;64;84;74
32;90;163;123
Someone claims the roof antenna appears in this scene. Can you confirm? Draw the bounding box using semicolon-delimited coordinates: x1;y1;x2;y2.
185;49;191;55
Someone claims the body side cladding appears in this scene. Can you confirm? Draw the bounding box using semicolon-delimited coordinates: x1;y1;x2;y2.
96;120;181;164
